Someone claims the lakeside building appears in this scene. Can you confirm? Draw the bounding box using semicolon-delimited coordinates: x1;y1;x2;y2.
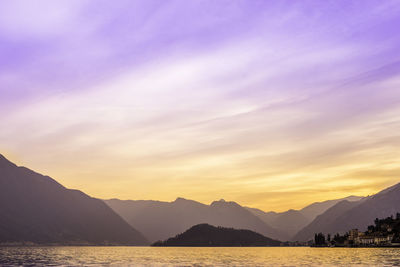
348;229;394;246
314;213;400;247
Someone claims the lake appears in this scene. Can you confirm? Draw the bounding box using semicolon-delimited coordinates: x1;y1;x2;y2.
1;247;400;266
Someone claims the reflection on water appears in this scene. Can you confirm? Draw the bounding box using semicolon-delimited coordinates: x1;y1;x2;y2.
1;247;400;266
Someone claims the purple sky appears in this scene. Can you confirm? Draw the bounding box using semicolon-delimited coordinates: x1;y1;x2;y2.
1;0;400;211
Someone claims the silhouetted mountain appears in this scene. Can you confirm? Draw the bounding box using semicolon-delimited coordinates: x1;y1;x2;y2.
207;199;289;241
104;198;209;243
293;200;361;241
247;208;309;238
247;208;279;224
152;223;281;247
247;196;362;239
0;154;148;245
105;198;289;242
299;195;363;221
293;183;400;241
272;210;310;237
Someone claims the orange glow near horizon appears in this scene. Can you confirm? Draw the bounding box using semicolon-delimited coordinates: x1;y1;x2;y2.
4;150;398;212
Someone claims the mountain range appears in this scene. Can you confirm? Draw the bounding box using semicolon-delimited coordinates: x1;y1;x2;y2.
105;195;364;242
1;153;399;245
246;195;363;238
105;198;289;242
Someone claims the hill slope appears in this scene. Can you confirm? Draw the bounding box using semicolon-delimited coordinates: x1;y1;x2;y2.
152;224;281;247
293;200;361;241
0;154;148;245
299;195;363;221
247;196;362;239
293;183;400;241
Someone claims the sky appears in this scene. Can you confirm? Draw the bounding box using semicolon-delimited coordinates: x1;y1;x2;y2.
1;0;400;212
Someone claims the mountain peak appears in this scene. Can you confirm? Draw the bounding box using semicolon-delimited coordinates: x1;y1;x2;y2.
172;197;205;208
210;199;240;208
0;153;17;168
174;197;193;203
174;197;187;202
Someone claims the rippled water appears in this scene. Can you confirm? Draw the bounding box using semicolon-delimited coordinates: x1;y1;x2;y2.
1;247;400;266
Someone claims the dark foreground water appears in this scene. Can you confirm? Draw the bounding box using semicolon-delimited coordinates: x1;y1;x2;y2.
1;247;400;266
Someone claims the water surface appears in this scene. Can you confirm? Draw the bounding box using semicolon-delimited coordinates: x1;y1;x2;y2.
1;247;400;266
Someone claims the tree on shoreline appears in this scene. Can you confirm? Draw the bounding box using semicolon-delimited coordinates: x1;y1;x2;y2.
314;233;326;246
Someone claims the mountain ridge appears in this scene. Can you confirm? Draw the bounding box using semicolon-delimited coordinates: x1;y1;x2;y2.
105;198;290;242
105;195;365;242
293;183;400;241
0;153;148;245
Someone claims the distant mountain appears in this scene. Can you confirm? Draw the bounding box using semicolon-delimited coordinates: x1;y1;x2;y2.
247;208;309;238
272;210;310;237
207;199;289;241
247;208;279;224
293;183;400;241
292;200;361;241
247;195;363;239
0;154;148;245
105;198;289;242
104;198;209;243
298;195;363;221
152;224;281;247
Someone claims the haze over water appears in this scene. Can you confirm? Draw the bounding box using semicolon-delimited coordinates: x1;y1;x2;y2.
1;247;400;266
